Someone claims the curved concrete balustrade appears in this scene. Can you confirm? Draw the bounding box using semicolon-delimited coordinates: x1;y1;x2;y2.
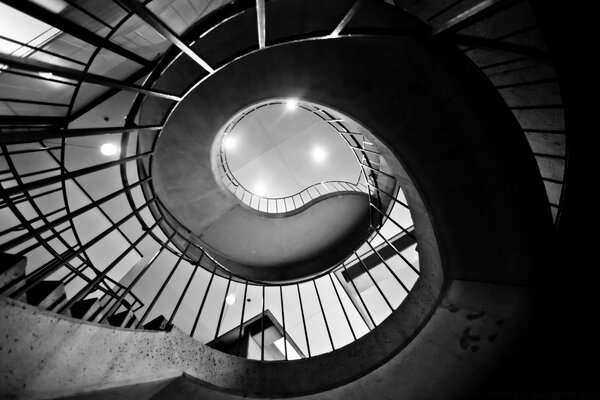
152;89;373;282
139;0;425;283
198;193;371;282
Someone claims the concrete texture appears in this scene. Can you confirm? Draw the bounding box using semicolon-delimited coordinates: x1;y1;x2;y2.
0;275;535;400
0;253;26;291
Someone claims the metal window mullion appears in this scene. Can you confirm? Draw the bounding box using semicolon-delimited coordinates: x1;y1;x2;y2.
167;253;203;325
58;219;161;315
190;263;218;338
136;240;192;328
99;230;178;323
7;199;155;299
1;151;152;199
0;176;151;253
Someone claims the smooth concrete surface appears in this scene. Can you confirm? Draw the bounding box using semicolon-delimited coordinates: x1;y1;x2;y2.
198;193;370;282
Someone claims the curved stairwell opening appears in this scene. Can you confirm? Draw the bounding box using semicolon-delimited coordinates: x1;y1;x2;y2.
0;0;572;398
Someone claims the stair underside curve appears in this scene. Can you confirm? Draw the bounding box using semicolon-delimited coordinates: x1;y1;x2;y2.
152;81;372;281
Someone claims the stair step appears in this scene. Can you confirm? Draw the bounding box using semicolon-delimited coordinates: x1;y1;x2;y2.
69;297;101;320
0;253;27;292
26;280;67;309
107;309;136;328
143;315;174;332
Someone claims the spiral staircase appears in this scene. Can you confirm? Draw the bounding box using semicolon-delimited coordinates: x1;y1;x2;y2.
0;0;582;398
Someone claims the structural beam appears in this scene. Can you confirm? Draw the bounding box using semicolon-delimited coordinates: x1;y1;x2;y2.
0;53;182;101
116;0;214;74
449;33;551;60
0;115;66;126
256;0;266;49
330;0;365;38
0;125;162;144
433;0;519;36
0;0;150;66
0;151;152;199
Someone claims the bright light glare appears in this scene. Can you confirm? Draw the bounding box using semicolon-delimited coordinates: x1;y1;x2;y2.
312;146;327;163
225;294;236;305
100;143;119;156
223;135;237;150
254;182;266;196
274;337;301;360
38;72;53;79
285;98;298;111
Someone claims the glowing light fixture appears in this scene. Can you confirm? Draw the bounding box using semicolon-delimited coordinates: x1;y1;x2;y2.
225;294;236;305
312;146;327;163
38;71;53;79
100;143;119;156
254;182;266;196
223;135;237;150
285;98;298;111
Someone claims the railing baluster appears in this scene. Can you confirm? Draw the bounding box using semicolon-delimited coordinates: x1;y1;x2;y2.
136;242;192;328
280;285;288;360
261;285;265;361
297;283;311;357
341;262;375;329
313;280;335;351
329;273;356;341
237;282;249;357
190;264;217;338
167;254;203;325
214;274;233;341
354;251;394;313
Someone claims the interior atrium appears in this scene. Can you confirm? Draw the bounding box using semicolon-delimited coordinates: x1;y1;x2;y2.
0;0;590;399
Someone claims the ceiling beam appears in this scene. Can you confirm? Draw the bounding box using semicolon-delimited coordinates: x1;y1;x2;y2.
450;33;551;61
116;0;214;74
0;53;182;101
330;0;365;38
0;151;152;199
433;0;520;36
0;125;162;144
0;115;66;126
256;0;266;49
0;0;151;67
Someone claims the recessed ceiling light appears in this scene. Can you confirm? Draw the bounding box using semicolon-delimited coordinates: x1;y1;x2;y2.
285;99;298;111
225;294;236;305
312;146;326;163
100;143;119;156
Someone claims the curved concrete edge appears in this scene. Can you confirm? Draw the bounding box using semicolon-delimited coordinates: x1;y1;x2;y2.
197;193;371;282
0;277;536;399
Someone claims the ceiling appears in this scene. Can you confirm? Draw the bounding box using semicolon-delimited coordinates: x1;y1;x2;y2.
224;103;361;199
